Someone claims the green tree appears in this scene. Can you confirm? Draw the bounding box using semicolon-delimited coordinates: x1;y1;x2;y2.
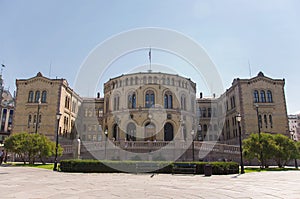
37;134;63;164
243;133;300;168
4;132;63;164
243;133;277;168
273;134;298;168
4;132;29;164
295;142;300;159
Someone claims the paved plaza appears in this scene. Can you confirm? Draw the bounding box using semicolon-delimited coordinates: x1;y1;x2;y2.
0;166;299;199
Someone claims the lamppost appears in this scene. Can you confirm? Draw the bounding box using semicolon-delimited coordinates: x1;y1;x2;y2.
191;129;195;161
255;104;263;168
35;98;41;134
236;113;245;174
104;129;108;160
53;113;62;171
290;130;298;169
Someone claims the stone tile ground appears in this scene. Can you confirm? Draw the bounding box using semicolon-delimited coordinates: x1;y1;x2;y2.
0;167;299;198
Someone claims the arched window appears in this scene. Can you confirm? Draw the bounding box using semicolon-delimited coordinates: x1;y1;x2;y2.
166;78;170;85
105;97;110;112
135;77;139;85
264;114;268;128
113;124;119;141
254;90;259;103
41;91;47;103
130;77;133;85
269;115;273;128
145;90;155;108
181;94;186;110
154;76;158;84
125;78;128;86
65;96;69;108
113;95;120;111
148;76;152;84
27;115;32;127
35;91;40;103
28;91;34;103
143;76;147;84
128;92;136;109
267;90;273;102
164;91;173;109
260;90;266;102
126;123;136;141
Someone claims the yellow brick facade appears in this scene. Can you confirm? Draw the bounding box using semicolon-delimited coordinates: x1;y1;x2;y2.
13;71;288;145
13;72;81;140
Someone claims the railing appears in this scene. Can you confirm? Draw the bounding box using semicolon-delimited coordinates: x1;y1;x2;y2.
62;140;240;155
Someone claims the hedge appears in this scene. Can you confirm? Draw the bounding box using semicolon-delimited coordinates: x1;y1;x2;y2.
59;160;239;175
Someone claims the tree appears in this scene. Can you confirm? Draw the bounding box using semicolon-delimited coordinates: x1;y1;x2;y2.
273;134;298;168
243;132;300;168
243;133;277;168
4;132;29;164
36;134;63;164
4;132;63;164
295;142;300;159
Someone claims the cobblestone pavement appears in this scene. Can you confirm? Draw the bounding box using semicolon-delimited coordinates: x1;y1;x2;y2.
0;166;299;198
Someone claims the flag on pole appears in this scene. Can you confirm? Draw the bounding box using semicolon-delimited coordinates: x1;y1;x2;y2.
149;48;151;62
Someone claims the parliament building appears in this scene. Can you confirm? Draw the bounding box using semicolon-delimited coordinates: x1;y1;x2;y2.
12;71;289;160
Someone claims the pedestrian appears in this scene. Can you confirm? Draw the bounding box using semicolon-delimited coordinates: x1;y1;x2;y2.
0;149;4;165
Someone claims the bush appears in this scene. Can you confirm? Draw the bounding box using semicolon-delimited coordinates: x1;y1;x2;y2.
60;159;239;175
4;132;63;164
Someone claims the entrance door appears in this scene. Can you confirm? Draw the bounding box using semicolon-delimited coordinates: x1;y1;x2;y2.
164;122;174;141
145;123;156;141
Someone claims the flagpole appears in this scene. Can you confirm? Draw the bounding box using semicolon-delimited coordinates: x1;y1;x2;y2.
1;64;5;76
148;47;152;73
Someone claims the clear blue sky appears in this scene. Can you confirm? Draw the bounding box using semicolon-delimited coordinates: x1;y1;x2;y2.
1;0;300;114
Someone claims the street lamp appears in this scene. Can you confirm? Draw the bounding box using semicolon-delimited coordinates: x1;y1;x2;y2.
191;129;195;161
35;97;41;134
53;113;62;171
104;129;108;160
236;113;245;174
255;104;263;168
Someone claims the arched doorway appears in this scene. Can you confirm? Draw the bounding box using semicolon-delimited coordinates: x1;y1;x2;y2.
126;123;136;141
144;122;156;141
113;124;119;141
164;122;174;141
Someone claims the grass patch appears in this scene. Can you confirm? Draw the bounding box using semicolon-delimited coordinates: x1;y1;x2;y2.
245;167;299;173
6;162;55;170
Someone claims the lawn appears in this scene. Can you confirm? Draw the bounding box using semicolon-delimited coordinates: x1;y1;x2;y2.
244;167;299;173
5;162;55;170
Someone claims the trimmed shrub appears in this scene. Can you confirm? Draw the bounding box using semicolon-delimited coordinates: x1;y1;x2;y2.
59;159;238;175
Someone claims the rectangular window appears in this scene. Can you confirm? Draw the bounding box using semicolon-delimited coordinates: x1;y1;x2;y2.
207;108;211;117
202;107;206;118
